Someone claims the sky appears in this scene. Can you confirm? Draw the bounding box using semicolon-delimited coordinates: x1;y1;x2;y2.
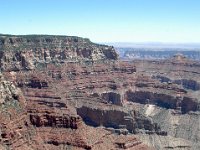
0;0;200;43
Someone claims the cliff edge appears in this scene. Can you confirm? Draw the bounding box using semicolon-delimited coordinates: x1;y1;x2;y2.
0;34;118;71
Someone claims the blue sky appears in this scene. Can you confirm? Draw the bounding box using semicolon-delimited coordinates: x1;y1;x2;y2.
0;0;200;43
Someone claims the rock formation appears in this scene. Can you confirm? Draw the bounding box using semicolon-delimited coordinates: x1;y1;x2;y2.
0;34;118;71
0;34;199;150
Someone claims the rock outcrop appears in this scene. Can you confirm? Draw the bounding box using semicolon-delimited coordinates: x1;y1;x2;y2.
0;34;118;71
0;73;39;149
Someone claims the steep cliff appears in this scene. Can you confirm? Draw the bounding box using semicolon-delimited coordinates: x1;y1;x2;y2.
0;34;154;150
131;55;200;149
0;73;39;150
0;34;118;71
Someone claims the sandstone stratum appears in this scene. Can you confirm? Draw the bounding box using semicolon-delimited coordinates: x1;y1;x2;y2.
0;34;199;150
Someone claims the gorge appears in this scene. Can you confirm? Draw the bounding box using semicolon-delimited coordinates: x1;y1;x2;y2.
0;34;199;150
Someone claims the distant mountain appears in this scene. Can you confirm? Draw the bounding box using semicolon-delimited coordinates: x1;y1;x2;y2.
116;47;200;61
103;42;200;49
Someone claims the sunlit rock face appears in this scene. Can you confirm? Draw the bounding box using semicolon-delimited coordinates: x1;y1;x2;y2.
0;35;118;71
0;35;200;150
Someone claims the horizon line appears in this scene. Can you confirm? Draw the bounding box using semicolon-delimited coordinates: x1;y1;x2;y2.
1;33;200;45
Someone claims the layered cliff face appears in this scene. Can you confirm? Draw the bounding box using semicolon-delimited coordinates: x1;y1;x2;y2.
0;35;118;71
7;63;152;150
0;35;152;150
0;35;200;150
131;55;200;149
0;74;38;150
6;59;198;149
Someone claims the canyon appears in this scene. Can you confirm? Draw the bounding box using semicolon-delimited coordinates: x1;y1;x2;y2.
0;35;199;150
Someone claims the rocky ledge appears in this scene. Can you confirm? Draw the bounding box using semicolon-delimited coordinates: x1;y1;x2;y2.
0;34;118;71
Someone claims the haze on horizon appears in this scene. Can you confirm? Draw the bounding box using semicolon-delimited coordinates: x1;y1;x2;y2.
0;0;200;44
